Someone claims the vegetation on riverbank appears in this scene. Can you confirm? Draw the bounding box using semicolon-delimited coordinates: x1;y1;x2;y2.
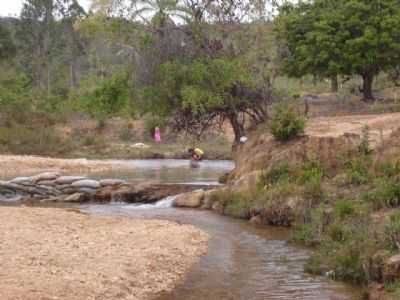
207;122;400;298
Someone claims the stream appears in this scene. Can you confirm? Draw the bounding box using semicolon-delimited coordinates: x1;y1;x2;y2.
82;159;360;300
1;159;360;299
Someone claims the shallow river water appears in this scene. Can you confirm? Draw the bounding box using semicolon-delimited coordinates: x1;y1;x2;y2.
1;159;360;299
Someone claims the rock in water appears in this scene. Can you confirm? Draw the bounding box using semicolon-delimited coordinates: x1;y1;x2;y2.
32;172;61;183
71;180;100;189
173;191;204;208
100;179;127;187
55;176;86;185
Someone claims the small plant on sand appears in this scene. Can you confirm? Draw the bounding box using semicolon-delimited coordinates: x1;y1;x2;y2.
270;103;305;142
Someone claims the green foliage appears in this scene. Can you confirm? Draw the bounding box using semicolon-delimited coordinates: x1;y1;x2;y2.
0;24;16;61
358;125;372;155
78;71;130;122
258;162;291;188
378;161;400;178
270;104;305;141
385;213;400;252
295;161;324;185
276;0;400;100
362;178;400;210
345;155;373;185
291;205;325;246
334;200;357;220
210;189;256;218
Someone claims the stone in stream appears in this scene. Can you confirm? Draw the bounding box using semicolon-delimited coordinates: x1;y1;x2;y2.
71;179;100;189
32;172;61;183
100;179;127;187
55;176;86;185
173;191;205;208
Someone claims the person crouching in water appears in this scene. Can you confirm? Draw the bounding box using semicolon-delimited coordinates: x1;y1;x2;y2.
188;148;204;167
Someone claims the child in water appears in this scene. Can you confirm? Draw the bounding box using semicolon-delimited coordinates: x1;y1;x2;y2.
188;148;204;161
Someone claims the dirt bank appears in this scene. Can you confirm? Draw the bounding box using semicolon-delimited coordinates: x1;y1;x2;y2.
0;155;131;178
0;207;208;300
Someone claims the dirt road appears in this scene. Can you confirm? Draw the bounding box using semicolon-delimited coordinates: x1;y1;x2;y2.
307;112;400;147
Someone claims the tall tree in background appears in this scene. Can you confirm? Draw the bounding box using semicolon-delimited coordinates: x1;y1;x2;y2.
276;0;400;100
0;24;16;62
18;0;58;93
58;0;86;89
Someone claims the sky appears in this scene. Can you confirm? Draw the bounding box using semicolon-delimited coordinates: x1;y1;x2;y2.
0;0;92;17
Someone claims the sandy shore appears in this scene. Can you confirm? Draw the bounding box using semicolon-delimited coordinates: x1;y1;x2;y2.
0;207;208;300
0;155;131;178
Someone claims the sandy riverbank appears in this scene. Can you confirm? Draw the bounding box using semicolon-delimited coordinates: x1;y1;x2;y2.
0;207;208;300
0;155;132;178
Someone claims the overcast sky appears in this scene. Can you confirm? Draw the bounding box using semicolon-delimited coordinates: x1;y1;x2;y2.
0;0;92;17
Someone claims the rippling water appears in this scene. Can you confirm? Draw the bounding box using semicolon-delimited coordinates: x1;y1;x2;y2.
80;159;360;300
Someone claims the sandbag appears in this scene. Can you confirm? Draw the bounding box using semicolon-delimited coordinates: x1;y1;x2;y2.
9;177;33;184
32;172;61;183
100;179;127;187
55;176;86;185
71;179;100;189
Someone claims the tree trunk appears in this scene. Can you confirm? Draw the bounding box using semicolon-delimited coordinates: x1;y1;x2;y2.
331;76;338;93
362;73;374;101
228;113;245;144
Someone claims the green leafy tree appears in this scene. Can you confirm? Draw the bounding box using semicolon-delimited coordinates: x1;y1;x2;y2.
0;24;16;61
276;0;400;100
80;71;130;123
140;58;269;142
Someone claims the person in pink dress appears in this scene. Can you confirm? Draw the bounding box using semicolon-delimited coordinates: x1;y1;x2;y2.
154;126;161;143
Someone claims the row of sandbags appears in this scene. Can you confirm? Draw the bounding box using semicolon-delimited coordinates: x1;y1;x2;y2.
0;172;127;199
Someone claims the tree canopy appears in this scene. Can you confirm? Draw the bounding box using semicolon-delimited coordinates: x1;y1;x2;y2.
276;0;400;100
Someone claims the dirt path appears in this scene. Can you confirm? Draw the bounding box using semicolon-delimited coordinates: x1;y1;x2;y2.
0;207;208;300
307;112;400;147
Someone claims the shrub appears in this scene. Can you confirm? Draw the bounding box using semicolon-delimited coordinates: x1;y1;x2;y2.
296;161;324;184
258;162;291;188
385;213;400;252
270;104;305;141
345;155;373;185
303;176;324;201
362;178;400;210
334;200;356;220
291;205;325;246
210;189;256;218
358;125;372;155
378;161;400;178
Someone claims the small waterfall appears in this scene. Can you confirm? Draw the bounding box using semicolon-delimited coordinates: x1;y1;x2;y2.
126;195;176;210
